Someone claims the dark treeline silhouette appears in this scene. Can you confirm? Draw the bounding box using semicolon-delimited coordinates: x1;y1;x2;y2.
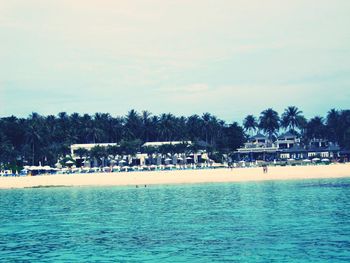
0;107;349;168
243;107;350;148
0;110;244;167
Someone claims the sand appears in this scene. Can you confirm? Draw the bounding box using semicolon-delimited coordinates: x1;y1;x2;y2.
1;164;350;189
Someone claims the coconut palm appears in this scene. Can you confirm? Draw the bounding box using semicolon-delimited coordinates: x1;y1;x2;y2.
243;115;258;135
124;109;142;140
281;106;306;133
141;110;152;142
202;113;212;144
326;109;340;143
258;109;280;140
186;115;202;141
158;113;177;141
306;116;327;139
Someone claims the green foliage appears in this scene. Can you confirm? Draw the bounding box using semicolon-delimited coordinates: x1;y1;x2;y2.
119;139;142;155
281;106;306;133
243;115;258;134
74;148;89;158
106;145;121;157
259;108;280;140
1;107;350;166
90;146;108;160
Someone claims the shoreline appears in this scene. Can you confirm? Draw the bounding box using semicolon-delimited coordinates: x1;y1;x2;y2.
1;164;350;189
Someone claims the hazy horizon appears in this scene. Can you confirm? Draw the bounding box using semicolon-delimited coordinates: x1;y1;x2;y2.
1;1;349;121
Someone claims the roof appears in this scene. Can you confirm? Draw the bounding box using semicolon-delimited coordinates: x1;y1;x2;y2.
250;133;267;139
143;141;192;147
71;143;118;149
278;131;297;139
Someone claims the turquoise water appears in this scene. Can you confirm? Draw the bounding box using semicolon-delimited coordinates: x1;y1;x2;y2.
1;179;350;262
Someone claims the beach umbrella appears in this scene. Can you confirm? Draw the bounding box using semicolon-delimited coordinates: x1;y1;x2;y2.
186;157;192;160
321;158;330;162
287;158;295;162
303;159;311;162
66;160;74;165
165;158;172;161
177;157;183;161
312;158;320;162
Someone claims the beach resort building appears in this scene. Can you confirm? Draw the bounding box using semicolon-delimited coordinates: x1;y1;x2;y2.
71;143;118;159
67;141;210;168
234;133;341;162
235;134;279;161
142;141;192;148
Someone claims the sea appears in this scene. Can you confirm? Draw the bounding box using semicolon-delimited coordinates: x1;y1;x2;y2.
1;179;350;262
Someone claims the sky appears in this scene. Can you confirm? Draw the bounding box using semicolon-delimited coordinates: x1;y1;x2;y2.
0;0;349;122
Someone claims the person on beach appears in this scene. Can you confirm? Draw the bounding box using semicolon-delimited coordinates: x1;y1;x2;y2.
263;165;268;173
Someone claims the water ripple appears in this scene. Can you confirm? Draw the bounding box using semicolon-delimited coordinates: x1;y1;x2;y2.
1;179;350;262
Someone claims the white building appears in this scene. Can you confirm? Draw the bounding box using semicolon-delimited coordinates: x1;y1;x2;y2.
70;143;118;159
142;141;192;147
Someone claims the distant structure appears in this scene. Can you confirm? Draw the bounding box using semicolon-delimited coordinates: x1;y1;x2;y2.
235;133;278;161
235;132;341;161
142;141;192;147
71;143;118;159
67;141;211;168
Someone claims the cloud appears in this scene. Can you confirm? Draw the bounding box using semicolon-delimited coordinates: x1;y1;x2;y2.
0;0;350;119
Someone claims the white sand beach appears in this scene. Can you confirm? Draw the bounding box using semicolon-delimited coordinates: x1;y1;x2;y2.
1;164;350;189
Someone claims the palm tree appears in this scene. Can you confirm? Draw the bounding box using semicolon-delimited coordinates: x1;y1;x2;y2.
243;115;258;135
326;109;340;143
306;116;327;140
202;113;212;144
90;146;109;167
209;116;222;146
74;148;89;159
281;106;306;133
25;115;43;165
158;113;177;141
141;110;152;142
186;115;202;141
124;109;142;140
93;113;112;142
258;108;280;140
111;117;124;143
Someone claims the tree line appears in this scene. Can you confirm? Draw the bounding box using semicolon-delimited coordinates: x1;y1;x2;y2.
243;107;350;148
0;107;349;168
